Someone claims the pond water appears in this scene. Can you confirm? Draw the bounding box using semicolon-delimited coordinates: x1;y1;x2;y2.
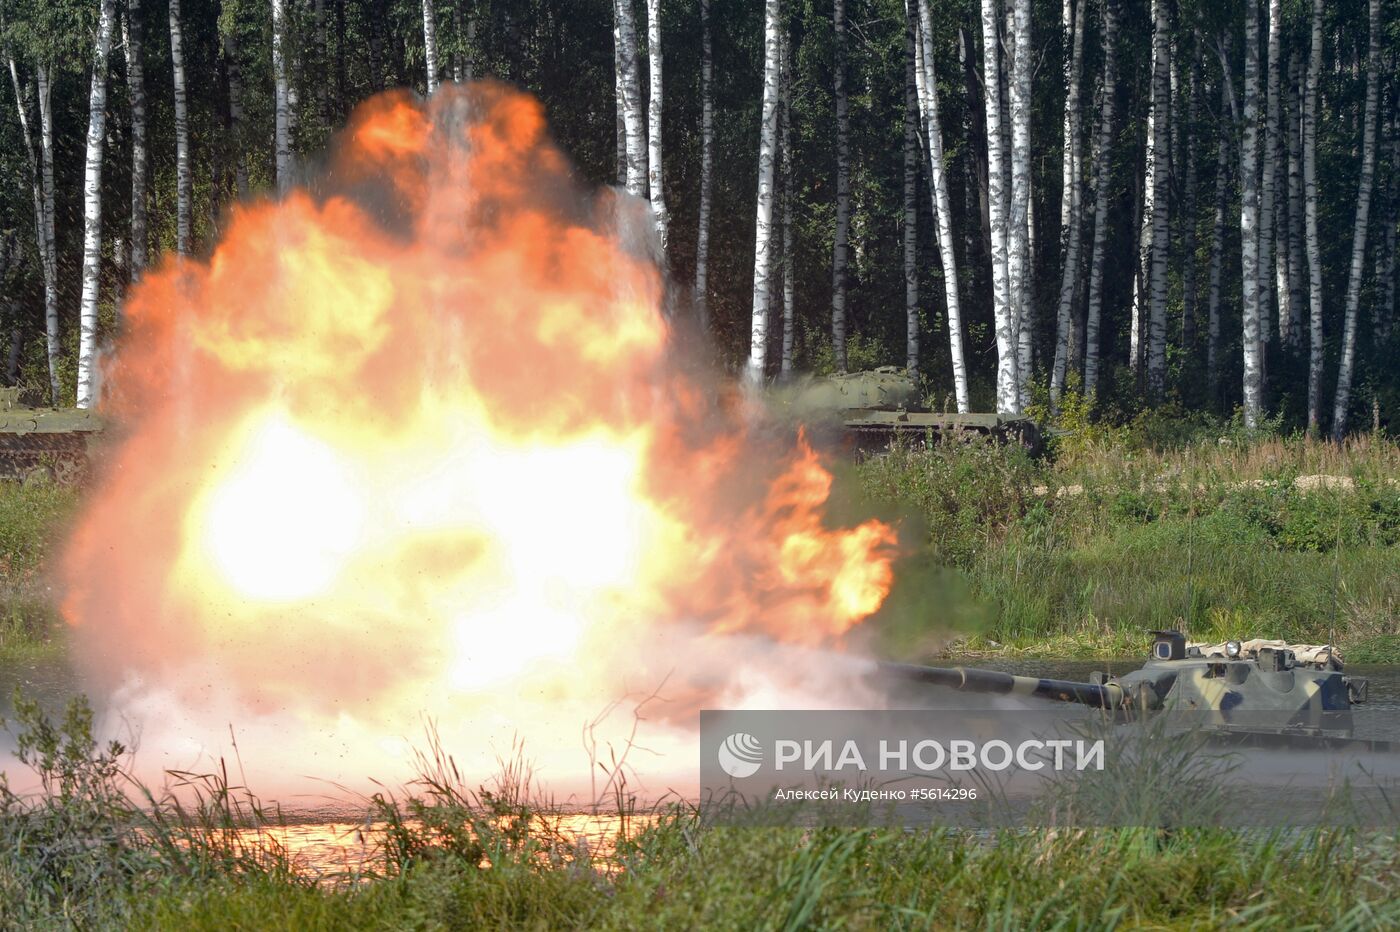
4;654;1400;879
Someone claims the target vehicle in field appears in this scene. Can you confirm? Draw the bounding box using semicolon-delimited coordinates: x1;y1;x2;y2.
0;386;102;485
882;630;1372;743
778;366;1043;454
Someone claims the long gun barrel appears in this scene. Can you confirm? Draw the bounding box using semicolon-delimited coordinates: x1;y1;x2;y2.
879;662;1126;709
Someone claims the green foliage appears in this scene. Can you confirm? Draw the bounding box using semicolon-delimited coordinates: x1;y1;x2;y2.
0;483;77;661
855;429;1400;656
806;330;890;377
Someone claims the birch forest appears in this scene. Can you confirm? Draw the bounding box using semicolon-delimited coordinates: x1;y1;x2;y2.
1;0;1398;436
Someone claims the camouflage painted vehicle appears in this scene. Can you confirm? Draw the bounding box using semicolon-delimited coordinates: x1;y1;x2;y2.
779;366;1044;455
0;386;103;485
882;630;1372;743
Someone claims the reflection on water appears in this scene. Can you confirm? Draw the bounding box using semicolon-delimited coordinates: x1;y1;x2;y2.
4;655;1399;878
230;812;650;883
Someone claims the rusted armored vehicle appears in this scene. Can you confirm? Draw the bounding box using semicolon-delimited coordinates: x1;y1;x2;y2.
0;386;103;485
882;630;1371;743
779;367;1043;454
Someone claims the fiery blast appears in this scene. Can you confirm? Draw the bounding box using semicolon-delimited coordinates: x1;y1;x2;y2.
60;84;897;798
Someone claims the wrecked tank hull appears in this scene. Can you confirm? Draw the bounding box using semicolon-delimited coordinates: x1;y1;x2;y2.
1;389;102;485
777;367;1044;455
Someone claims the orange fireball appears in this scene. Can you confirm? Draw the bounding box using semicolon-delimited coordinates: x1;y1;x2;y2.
60;84;896;781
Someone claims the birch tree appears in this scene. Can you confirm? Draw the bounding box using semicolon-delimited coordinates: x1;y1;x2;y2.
746;0;782;384
1258;0;1283;357
1207;79;1230;400
75;0;117;410
1082;0;1117;399
272;0;292;193
421;0;439;94
1330;0;1382;440
1144;0;1170;398
5;56;60;404
1181;45;1200;354
37;65;58;400
222;22;249;199
170;0;191;255
1008;0;1032;409
125;0;147;275
613;0;646;198
1303;0;1323;432
981;0;1016;411
645;0;667;250
613;11;626;182
912;0;968;411
1239;0;1263;428
780;26;796;377
1050;0;1085;404
1283;51;1304;347
694;0;713;332
903;24;919;373
831;0;850;373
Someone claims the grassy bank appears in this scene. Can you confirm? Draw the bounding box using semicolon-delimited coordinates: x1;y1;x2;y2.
4;696;1400;929
859;425;1400;663
2;425;1399;665
0;483;78;665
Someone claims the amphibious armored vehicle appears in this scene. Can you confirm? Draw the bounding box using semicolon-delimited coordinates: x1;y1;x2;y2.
882;630;1371;742
779;366;1043;454
0;386;102;485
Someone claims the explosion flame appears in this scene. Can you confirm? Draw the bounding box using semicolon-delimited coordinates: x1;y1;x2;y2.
60;84;896;793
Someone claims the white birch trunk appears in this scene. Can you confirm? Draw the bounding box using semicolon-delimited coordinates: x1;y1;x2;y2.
76;0;117;410
613;12;626;182
1181;45;1200;352
1240;0;1263;428
645;0;668;251
272;0;292;193
1257;0;1282;359
170;0;191;255
222;24;249;199
1284;51;1304;347
1008;0;1032;410
36;65;59;404
694;0;713;332
5;58;60;405
126;0;148;275
1329;0;1381;440
1304;0;1323;434
614;0;647;198
1130;126;1146;378
981;0;1016;411
746;0;782;384
903;25;919;373
1082;0;1117;399
422;0;439;94
780;26;796;377
831;0;850;373
1145;0;1170;397
1207;81;1230;400
912;0;968;411
1050;0;1085;403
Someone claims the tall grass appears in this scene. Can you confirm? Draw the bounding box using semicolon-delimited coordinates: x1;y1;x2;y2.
0;483;78;663
858;430;1400;660
6;693;1400;930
